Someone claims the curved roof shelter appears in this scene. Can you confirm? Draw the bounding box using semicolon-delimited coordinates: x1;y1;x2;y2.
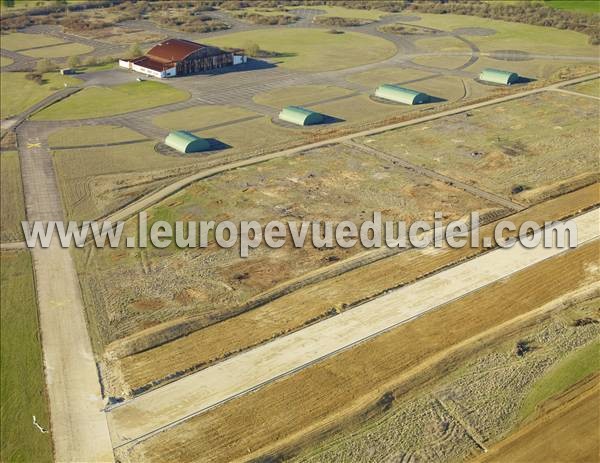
165;131;210;153
147;39;204;63
479;68;519;85
279;106;324;126
375;85;430;105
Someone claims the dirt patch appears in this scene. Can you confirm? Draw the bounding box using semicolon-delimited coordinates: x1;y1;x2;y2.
131;298;165;312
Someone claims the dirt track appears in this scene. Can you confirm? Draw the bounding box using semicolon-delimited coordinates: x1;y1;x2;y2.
107;208;599;448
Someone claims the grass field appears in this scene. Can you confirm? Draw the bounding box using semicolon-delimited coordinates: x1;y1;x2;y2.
152;105;258;131
106;184;598;397
80;143;494;354
357;91;600;203
545;0;600;13
568;77;600;97
0;251;53;463
192;116;299;154
203;28;397;72
414;35;473;53
21;42;94;58
0;150;25;242
0;72;81;119
289;5;390;20
308;93;409;124
117;241;599;463
77;61;117;73
0;56;13;67
253;85;355;108
464;56;599;82
52;140;199;221
99;30;166;45
481;378;599;463
412;13;599;57
48;125;148;148
32;81;189;120
346;67;434;88
519;339;600;420
292;296;600;463
411;54;472;70
307;76;489;125
0;32;65;51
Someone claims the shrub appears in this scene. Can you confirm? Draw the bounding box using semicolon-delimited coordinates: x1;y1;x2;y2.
25;72;43;84
128;42;142;59
244;41;260;57
67;55;81;69
84;55;98;66
314;16;371;27
36;59;56;74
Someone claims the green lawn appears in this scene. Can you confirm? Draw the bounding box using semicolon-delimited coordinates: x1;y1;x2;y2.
0;72;81;119
545;0;600;13
253;85;355;108
0;32;65;51
48;125;148;148
21;42;94;59
464;56;597;81
347;67;434;87
0;56;13;67
0;251;53;463
0;151;26;242
411;54;472;70
153;105;257;131
32;81;189;121
78;61;117;73
414;35;473;53
519;339;600;420
204;28;396;72
412;13;598;57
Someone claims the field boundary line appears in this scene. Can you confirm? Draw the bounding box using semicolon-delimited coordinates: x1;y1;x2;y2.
107;209;599;448
0;241;27;250
112;249;600;451
96;73;600;228
548;87;600;100
344;140;524;211
435;395;488;452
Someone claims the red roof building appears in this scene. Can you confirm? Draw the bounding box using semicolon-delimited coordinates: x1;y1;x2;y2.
119;38;246;78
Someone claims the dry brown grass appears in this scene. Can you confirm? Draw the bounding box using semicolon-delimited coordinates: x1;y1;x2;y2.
357;91;600;204
118;239;599;463
479;375;599;463
82;144;496;365
104;184;599;397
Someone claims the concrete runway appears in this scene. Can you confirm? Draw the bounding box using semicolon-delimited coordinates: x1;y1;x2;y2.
17;128;114;462
107;208;599;449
